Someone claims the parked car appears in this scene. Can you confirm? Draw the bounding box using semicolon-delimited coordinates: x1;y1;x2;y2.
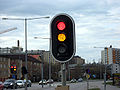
0;81;4;90
3;79;17;89
47;79;54;84
16;80;25;88
78;78;83;82
39;79;47;85
24;80;32;87
70;78;77;83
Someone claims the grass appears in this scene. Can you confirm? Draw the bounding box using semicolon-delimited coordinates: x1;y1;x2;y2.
88;88;100;90
106;82;113;85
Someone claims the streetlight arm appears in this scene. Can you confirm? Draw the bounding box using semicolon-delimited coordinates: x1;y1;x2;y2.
2;18;24;20
0;27;17;34
34;36;50;39
27;16;50;20
2;16;50;20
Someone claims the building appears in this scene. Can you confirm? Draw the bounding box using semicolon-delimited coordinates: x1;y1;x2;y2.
42;51;57;64
68;56;85;65
101;45;120;74
0;47;42;82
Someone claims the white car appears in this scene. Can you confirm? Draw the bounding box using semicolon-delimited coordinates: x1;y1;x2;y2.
16;80;25;88
47;79;54;84
39;79;47;85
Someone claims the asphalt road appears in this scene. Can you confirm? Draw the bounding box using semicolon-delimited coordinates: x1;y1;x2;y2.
4;80;120;90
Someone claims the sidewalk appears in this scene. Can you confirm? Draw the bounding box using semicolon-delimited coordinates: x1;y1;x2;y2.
88;80;120;90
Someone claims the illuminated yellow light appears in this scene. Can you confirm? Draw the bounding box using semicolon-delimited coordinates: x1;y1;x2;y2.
58;34;66;41
14;69;16;71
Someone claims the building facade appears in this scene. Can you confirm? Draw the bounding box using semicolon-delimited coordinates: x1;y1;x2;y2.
43;51;58;64
0;47;42;82
101;46;120;74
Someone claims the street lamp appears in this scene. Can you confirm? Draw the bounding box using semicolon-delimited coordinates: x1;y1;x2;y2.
2;16;50;90
34;36;51;86
94;46;108;90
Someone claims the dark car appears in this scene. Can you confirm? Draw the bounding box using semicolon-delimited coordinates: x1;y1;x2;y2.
0;81;4;90
70;78;77;83
3;79;17;89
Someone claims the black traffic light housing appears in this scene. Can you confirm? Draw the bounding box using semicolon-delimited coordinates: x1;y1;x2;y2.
10;65;17;74
22;66;28;75
10;66;14;73
86;69;90;74
50;13;75;62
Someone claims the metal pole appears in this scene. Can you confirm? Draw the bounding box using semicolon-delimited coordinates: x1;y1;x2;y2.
41;53;44;88
104;47;107;90
68;63;70;81
49;51;51;86
25;19;28;90
86;74;89;90
61;63;66;86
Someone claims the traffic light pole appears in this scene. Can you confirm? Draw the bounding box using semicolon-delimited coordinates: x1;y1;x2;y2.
61;63;66;86
104;47;107;90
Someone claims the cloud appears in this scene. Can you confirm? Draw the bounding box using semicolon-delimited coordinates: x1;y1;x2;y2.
1;0;120;62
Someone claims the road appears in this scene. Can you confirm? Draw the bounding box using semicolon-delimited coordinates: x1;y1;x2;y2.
4;80;120;90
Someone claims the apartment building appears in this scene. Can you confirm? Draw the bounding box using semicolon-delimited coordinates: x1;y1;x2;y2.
101;45;120;74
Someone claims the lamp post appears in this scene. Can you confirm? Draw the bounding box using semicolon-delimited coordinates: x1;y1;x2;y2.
2;16;50;90
94;46;108;90
34;36;51;86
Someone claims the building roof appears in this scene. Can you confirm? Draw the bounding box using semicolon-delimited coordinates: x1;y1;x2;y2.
0;54;41;63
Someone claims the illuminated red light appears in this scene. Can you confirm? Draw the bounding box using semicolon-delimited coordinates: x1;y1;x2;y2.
14;66;16;68
11;66;13;68
57;22;66;30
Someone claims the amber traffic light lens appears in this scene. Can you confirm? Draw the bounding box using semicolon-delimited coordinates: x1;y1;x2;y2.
58;34;66;41
57;22;66;30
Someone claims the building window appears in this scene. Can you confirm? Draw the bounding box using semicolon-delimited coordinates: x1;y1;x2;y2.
0;64;2;68
0;64;1;68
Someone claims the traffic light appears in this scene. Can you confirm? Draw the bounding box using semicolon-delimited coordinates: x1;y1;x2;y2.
50;13;75;62
10;65;17;74
10;66;14;73
86;69;90;74
13;66;17;74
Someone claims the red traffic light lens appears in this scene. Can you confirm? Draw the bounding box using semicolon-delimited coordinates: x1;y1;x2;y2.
11;66;13;68
57;22;66;30
14;66;16;68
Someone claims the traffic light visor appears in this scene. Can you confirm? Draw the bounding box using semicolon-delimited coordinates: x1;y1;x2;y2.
58;33;66;41
57;22;66;30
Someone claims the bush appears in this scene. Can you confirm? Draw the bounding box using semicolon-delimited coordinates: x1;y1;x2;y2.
88;88;100;90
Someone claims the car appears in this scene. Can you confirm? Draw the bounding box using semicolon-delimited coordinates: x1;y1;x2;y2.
39;79;47;85
3;79;17;89
16;80;25;88
47;79;54;84
78;78;83;82
70;78;77;83
0;81;4;90
24;80;32;87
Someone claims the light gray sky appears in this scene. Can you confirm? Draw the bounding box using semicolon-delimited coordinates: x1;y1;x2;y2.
0;0;120;63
